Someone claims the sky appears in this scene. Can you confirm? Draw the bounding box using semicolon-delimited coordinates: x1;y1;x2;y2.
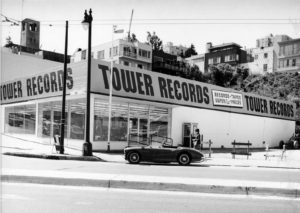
1;0;300;55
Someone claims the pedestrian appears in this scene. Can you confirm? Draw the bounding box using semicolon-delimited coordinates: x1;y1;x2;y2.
193;129;201;150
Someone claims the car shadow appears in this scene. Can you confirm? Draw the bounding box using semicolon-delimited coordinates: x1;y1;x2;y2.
134;162;210;167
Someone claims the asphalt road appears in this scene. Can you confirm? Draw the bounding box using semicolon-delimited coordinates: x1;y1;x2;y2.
2;182;299;213
2;155;300;183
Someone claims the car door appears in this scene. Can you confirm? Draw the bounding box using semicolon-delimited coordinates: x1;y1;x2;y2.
152;147;175;162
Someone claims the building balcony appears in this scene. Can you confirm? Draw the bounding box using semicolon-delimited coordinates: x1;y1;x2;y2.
119;50;137;59
152;61;186;74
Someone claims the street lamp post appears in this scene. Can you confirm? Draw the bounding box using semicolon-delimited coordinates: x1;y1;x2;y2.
59;20;68;154
82;9;93;156
107;25;124;152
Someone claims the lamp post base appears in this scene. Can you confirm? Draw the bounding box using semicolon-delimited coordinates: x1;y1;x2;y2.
107;142;110;153
82;142;93;156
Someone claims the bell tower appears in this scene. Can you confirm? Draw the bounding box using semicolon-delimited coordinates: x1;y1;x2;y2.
20;18;40;50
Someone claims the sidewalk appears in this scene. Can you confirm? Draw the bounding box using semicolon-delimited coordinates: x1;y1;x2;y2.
2;134;300;169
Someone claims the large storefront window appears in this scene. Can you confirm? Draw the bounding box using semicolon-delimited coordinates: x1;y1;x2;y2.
94;101;128;141
149;107;168;138
37;99;86;140
129;104;149;143
93;98;169;144
70;100;85;140
5;104;36;135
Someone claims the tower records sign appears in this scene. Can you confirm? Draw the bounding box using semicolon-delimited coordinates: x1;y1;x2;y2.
91;60;295;121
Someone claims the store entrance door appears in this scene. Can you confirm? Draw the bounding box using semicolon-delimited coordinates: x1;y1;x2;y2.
182;123;198;147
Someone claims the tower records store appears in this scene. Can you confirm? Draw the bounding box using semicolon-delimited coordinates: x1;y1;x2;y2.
1;51;296;150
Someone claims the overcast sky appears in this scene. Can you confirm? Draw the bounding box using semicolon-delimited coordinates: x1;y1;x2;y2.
1;0;300;55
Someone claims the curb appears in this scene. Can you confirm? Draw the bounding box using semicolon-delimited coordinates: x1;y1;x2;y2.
3;152;104;162
2;173;299;198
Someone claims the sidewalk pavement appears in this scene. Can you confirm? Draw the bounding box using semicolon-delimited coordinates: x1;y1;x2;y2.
2;134;300;169
2;134;300;198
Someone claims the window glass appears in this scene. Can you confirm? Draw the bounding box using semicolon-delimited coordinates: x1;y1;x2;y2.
149;107;169;145
94;100;128;141
93;99;170;144
97;50;104;59
70;100;85;140
52;102;68;137
5;104;36;135
94;101;108;141
292;59;296;66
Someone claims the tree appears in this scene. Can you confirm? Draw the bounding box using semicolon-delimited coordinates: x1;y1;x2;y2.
4;36;13;47
146;31;163;51
184;44;198;58
128;33;138;42
209;63;234;87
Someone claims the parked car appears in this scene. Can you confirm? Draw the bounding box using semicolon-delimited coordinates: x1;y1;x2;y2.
124;138;204;165
279;134;300;149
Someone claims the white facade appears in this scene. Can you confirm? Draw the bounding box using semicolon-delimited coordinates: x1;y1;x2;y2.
249;47;275;74
185;54;205;72
71;39;152;70
172;107;294;148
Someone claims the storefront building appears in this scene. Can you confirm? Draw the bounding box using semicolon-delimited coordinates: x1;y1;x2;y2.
1;50;296;150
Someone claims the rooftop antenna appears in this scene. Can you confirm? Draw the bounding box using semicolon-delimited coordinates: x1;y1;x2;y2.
128;9;134;40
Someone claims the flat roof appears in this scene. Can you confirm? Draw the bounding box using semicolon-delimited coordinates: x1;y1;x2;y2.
210;42;242;50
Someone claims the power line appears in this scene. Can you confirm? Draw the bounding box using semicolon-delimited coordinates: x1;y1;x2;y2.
2;13;299;27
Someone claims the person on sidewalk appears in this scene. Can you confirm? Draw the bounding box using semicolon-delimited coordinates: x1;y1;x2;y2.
193;129;201;150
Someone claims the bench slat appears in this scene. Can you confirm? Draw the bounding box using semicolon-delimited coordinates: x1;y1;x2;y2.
231;142;252;146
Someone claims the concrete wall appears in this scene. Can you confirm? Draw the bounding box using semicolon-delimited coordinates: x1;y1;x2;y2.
171;106;295;148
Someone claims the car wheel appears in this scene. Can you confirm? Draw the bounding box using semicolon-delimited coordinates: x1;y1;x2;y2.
279;140;284;149
128;152;140;164
293;141;299;149
177;153;191;166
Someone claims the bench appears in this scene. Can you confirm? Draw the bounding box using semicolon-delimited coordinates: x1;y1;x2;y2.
231;140;252;159
264;143;286;160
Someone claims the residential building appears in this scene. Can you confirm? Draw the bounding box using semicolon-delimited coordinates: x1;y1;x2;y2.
256;34;291;48
250;46;275;74
72;39;152;70
249;34;292;74
163;42;188;56
204;42;248;72
185;54;205;73
152;50;187;76
278;38;300;73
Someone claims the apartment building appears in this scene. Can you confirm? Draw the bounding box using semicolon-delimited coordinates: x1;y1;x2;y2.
278;38;300;73
204;42;247;72
185;54;205;73
72;39;152;70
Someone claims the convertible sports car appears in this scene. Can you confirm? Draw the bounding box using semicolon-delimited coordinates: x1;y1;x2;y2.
124;139;204;165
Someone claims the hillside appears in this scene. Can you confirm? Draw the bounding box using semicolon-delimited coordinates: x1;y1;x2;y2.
242;72;300;123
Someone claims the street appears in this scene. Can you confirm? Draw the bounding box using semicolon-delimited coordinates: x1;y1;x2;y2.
2;182;299;213
2;155;300;183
